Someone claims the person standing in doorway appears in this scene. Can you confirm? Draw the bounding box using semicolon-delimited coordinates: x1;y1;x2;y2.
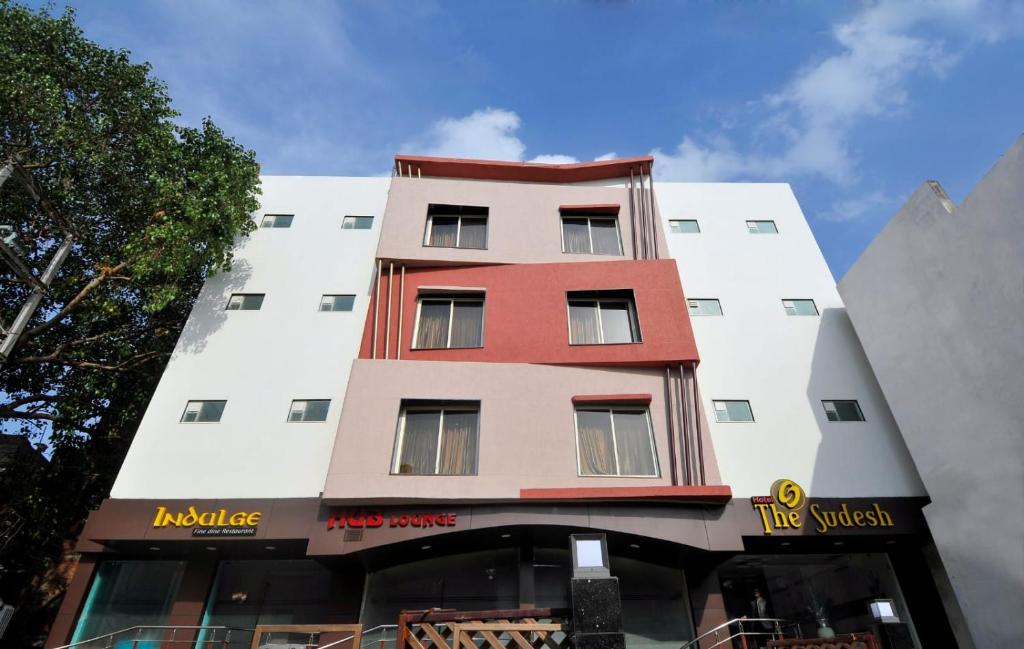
748;588;773;648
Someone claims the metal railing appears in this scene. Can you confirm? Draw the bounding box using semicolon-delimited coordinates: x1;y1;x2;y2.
679;618;800;649
53;625;253;649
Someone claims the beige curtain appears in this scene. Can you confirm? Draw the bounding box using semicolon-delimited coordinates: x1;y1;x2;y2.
568;301;601;344
577;410;615;475
439;411;479;474
562;218;591;253
398;411;441;474
458;218;487;249
449;301;483;347
590;219;620;255
416;300;451;348
429;216;459;247
613;411;656;475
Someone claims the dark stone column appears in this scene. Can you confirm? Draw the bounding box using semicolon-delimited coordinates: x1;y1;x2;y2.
43;554;97;649
571;578;625;649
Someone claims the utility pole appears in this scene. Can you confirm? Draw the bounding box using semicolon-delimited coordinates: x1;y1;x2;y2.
0;156;75;367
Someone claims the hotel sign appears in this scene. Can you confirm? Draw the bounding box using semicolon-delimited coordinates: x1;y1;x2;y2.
752;479;894;535
152;505;262;537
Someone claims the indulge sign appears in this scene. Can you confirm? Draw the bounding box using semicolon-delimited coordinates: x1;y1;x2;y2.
152;505;261;537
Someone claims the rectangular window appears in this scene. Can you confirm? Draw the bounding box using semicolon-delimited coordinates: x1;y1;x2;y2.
226;293;264;311
424;204;488;249
782;299;818;316
261;214;293;228
669;220;700;234
567;290;640;345
823;400;865;422
712;400;754;423
180;400;226;423
288;399;330;422
561;215;623;255
747;220;778;234
319;294;355;312
687;299;723;316
392;401;479;475
575;407;658;477
413;294;484;349
342;215;374;230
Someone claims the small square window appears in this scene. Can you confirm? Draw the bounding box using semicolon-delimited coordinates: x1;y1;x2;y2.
288;399;330;422
712;400;754;423
342;215;374;230
226;294;265;311
567;290;641;345
181;400;226;423
669;220;700;234
424;205;488;249
392;401;479;475
823;400;865;422
320;294;355;312
747;220;778;234
261;214;294;228
687;299;723;316
782;299;818;316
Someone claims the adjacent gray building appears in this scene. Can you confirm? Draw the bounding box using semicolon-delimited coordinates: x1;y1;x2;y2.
840;135;1024;649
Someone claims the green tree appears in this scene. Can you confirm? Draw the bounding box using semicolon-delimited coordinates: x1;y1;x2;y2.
0;2;260;644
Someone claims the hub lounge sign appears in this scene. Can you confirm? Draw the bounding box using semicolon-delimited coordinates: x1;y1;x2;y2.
152;505;261;537
751;479;894;535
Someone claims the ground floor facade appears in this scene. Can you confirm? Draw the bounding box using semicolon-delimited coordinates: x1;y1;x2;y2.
47;492;958;649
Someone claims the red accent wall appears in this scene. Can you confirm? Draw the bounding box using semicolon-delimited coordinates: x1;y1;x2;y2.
360;259;698;366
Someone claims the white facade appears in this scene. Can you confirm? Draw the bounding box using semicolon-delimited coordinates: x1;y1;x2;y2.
111;175;924;502
656;183;924;498
111;176;389;499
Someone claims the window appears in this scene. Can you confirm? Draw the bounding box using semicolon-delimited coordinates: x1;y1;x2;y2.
567;290;640;345
561;215;622;255
413;295;484;349
747;220;778;234
687;299;723;316
424;204;488;249
712;400;754;423
575;407;658;477
823;400;865;422
783;299;818;316
320;294;355;312
392;401;479;475
669;220;700;234
261;214;293;228
226;293;264;311
181;400;226;423
288;399;330;422
342;215;373;230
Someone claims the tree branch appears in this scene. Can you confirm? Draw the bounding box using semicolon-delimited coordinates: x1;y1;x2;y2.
12;349;168;372
21;261;127;339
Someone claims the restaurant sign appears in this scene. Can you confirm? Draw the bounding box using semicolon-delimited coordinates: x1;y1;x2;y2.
327;510;458;530
152;505;261;537
752;479;894;535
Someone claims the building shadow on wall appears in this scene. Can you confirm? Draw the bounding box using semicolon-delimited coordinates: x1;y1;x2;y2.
174;259;252;355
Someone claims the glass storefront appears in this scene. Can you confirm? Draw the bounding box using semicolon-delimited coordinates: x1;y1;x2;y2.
717;553;921;648
70;560;185;647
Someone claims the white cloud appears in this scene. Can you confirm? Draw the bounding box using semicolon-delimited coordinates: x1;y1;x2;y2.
818;191;892;223
655;0;1024;184
594;152;619;161
528;154;579;164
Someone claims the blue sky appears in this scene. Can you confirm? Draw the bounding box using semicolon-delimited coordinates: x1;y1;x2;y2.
35;0;1024;279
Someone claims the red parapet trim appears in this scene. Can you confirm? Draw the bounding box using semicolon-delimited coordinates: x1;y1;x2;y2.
395;154;654;183
520;485;732;503
572;394;652;404
559;203;621;215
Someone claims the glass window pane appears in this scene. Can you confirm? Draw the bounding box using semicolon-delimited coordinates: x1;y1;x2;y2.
785;299;818;316
589;219;621;255
599;301;636;343
428;216;459;247
826;400;864;422
576;410;615;475
670;220;699;233
562;218;591;253
439;411;478;474
747;220;777;234
725;401;753;422
450;301;484;348
416;300;452;348
343;216;373;229
302;400;330;422
198;401;226;422
398;411;441;474
568;301;601;344
613;411;656;476
688;299;722;316
327;295;354;311
71;560;185;644
458;217;487;249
